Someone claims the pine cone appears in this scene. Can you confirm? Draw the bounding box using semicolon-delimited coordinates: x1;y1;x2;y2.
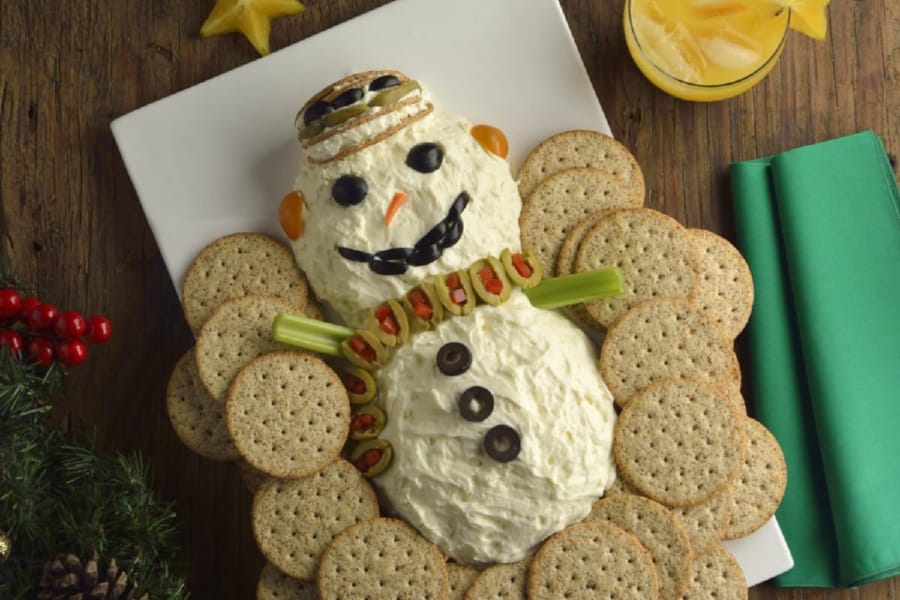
37;551;149;600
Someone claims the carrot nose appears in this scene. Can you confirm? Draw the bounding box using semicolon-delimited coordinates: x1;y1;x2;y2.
385;192;408;226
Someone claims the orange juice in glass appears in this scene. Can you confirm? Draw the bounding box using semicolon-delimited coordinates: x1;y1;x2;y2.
624;0;790;101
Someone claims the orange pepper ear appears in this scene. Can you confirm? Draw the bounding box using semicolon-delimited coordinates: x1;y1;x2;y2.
471;125;509;159
279;190;305;240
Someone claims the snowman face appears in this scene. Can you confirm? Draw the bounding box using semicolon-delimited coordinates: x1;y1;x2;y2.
290;111;522;325
373;292;617;564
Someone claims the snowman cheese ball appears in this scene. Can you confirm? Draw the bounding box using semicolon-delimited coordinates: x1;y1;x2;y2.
281;70;617;564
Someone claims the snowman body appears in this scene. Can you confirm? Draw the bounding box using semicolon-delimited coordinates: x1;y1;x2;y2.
288;71;616;564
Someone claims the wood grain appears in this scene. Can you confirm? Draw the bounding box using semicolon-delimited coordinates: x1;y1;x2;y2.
0;0;896;598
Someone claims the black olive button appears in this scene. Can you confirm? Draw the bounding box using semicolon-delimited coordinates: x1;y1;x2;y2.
484;425;521;462
458;386;494;422
303;100;333;126
406;143;445;173
436;342;471;376
332;175;368;206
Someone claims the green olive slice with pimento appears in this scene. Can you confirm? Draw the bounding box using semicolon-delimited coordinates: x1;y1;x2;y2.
341;329;387;371
366;298;410;348
469;256;512;306
403;282;444;330
349;405;386;441
434;270;476;316
351;439;393;478
501;248;544;288
339;366;376;405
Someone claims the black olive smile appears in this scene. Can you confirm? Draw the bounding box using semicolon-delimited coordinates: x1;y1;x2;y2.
337;192;470;275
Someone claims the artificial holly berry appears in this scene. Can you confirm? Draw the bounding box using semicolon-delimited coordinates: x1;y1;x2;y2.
57;339;88;367
53;310;87;339
18;297;40;321
26;303;58;331
27;338;54;366
0;330;23;355
85;315;112;344
0;289;22;318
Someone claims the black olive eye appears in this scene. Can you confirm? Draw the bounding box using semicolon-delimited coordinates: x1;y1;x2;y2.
406;143;444;174
459;386;494;422
332;175;368;207
436;342;471;376
484;425;521;462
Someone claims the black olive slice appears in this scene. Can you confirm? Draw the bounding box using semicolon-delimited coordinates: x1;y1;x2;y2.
406;143;445;173
458;386;494;422
436;342;471;376
407;244;442;266
483;425;521;462
369;74;402;91
442;218;464;249
370;258;407;275
303;100;333;126
332;175;368;206
337;246;372;262
374;247;413;261
417;220;448;249
448;192;470;219
331;87;364;109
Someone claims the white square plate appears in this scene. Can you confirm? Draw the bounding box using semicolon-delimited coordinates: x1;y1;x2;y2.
111;0;792;586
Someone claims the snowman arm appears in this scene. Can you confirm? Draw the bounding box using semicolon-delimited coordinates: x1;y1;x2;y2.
524;268;625;310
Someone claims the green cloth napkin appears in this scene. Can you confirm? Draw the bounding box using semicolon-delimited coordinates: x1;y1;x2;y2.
730;130;900;588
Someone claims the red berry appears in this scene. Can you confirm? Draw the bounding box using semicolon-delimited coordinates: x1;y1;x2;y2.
0;330;24;355
27;338;55;366
57;339;88;366
0;289;22;318
53;310;87;339
26;303;58;331
19;297;41;321
85;315;112;344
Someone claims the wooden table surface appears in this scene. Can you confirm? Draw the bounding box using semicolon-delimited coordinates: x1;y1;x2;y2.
1;0;897;598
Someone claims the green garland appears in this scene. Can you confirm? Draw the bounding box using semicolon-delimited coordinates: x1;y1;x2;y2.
0;266;189;599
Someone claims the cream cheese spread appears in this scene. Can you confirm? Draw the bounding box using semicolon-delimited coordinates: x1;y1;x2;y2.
290;109;522;326
374;291;617;564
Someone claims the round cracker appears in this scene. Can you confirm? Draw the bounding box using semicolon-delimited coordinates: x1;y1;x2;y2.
587;493;693;599
257;563;318;600
447;563;479;600
226;351;350;478
252;460;379;580
239;460;272;495
677;544;748;600
463;558;529;600
182;233;308;333
599;299;741;407
528;521;659;600
517;130;645;204
195;294;296;401
317;518;449;600
555;209;613;277
614;379;747;507
722;418;787;540
575;208;700;328
674;483;735;551
687;229;754;340
519;168;640;273
166;348;240;461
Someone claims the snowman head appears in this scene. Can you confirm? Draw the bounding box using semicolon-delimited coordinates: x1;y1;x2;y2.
283;71;523;325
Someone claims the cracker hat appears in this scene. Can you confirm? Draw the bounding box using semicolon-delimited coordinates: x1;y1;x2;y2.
295;69;434;164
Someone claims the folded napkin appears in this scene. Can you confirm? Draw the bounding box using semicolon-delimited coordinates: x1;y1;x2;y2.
730;130;900;588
